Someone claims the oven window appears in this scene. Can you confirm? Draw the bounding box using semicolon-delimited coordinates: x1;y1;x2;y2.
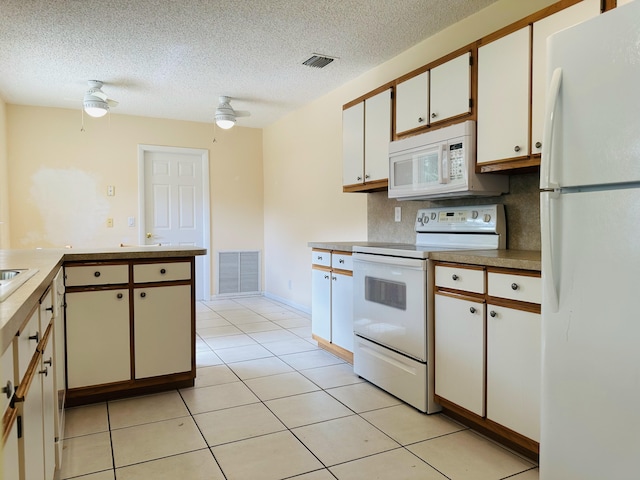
364;276;406;310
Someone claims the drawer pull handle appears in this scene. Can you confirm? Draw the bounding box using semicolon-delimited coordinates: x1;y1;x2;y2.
140;292;146;298
44;357;52;367
39;367;48;377
94;271;101;277
317;256;323;261
511;283;519;290
29;332;40;343
332;276;337;281
45;306;53;312
469;307;476;314
418;117;425;123
431;112;437;119
339;259;344;264
451;274;459;281
160;268;167;274
2;380;12;399
117;293;123;299
324;275;329;280
489;310;497;318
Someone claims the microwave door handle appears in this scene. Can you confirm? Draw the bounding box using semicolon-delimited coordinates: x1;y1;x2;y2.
439;144;449;184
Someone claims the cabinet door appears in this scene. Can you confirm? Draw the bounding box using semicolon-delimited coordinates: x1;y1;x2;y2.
2;411;19;480
41;330;56;480
430;52;471;123
66;289;130;388
331;272;353;352
134;285;192;379
477;27;530;164
487;305;541;441
342;102;365;186
531;0;600;154
364;88;392;182
435;293;485;416
395;71;428;135
21;352;45;480
311;267;331;341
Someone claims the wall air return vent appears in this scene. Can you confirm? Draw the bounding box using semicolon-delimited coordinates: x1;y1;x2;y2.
302;54;335;69
217;250;261;295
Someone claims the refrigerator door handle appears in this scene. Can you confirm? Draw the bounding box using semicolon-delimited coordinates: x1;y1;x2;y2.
541;191;559;312
540;67;563;190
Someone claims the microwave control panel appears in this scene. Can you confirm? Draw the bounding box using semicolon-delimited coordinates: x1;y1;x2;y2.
448;142;465;181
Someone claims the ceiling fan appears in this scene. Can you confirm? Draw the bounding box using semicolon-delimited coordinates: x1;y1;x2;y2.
83;80;118;118
214;96;250;129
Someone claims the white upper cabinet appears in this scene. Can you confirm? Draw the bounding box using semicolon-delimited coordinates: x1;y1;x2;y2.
531;0;600;154
395;71;428;135
342;102;365;186
342;88;391;187
477;26;531;165
430;52;471;124
364;88;392;183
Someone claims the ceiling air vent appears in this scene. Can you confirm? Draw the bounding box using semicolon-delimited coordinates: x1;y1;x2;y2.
302;54;335;69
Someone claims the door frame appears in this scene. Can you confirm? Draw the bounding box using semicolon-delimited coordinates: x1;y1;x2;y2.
137;144;211;300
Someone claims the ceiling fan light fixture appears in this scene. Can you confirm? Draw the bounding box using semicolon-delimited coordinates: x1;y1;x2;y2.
215;114;236;129
83;98;109;117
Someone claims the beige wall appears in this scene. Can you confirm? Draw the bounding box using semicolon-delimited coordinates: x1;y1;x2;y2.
0;96;9;248
6;105;263;295
262;0;555;310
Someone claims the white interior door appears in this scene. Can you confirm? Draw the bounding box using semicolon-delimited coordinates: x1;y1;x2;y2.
138;145;210;300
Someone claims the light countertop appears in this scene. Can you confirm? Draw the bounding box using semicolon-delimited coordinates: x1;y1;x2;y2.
0;246;206;354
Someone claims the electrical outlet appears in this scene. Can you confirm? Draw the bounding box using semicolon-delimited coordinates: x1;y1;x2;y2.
395;206;402;222
106;218;114;228
128;216;135;227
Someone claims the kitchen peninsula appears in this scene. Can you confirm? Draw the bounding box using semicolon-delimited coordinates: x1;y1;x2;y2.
1;246;205;480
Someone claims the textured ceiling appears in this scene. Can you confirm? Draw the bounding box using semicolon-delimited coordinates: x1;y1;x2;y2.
0;0;498;128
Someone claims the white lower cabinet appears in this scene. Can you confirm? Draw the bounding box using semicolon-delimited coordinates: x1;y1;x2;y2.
434;293;486;416
487;305;541;442
310;249;353;361
134;284;192;378
65;289;131;388
2;409;20;480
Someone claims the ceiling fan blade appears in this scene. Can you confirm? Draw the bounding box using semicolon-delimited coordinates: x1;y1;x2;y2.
107;99;119;107
235;110;251;117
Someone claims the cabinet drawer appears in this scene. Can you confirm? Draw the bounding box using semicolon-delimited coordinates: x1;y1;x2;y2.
311;250;331;267
488;272;541;304
65;264;128;286
435;265;484;294
332;252;352;271
134;262;191;283
15;308;40;383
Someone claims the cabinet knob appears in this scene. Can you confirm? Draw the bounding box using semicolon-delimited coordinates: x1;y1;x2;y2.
39;367;49;377
365;174;370;179
323;275;329;280
451;274;459;281
140;292;146;298
317;255;322;261
535;141;542;149
45;306;53;312
431;112;437;119
339;259;344;264
469;307;476;314
418;117;425;123
2;380;12;399
489;310;497;318
29;331;40;343
94;271;101;277
357;176;362;181
511;283;519;290
160;268;167;274
146;232;153;239
514;145;521;153
44;357;52;367
117;293;124;299
332;276;337;281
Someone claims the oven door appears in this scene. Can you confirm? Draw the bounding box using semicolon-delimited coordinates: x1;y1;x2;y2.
352;253;427;361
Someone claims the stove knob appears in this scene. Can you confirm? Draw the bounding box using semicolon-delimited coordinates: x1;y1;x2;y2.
483;214;492;222
430;212;436;220
472;211;479;219
423;214;429;224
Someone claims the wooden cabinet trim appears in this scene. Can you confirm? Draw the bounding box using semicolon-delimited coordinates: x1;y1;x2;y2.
343;82;394;110
486;266;541;278
435;261;485;272
487;297;541;314
332;268;353;277
342;178;388;193
435;289;485;303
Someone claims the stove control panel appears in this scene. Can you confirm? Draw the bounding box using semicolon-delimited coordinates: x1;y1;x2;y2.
415;204;505;234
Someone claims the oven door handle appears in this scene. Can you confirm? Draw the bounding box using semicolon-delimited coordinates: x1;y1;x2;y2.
353;253;427;269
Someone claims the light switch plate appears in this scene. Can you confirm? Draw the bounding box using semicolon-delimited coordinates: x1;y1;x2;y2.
395;206;402;222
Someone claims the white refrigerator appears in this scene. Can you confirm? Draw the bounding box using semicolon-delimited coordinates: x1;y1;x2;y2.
540;2;640;479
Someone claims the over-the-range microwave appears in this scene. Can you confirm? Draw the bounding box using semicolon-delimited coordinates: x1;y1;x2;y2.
388;120;509;200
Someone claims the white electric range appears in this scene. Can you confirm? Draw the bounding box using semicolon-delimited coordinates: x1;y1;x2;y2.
351;204;505;413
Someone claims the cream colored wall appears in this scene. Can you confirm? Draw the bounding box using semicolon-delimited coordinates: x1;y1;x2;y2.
6;105;263;296
262;0;556;310
0;96;9;248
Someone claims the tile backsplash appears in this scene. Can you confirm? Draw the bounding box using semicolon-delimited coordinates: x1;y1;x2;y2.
367;172;541;251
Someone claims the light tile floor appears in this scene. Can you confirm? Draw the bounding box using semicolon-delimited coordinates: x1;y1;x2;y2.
60;296;539;480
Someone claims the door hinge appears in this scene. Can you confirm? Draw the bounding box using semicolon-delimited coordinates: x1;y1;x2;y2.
469;98;473;108
17;415;23;438
469;55;474;66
